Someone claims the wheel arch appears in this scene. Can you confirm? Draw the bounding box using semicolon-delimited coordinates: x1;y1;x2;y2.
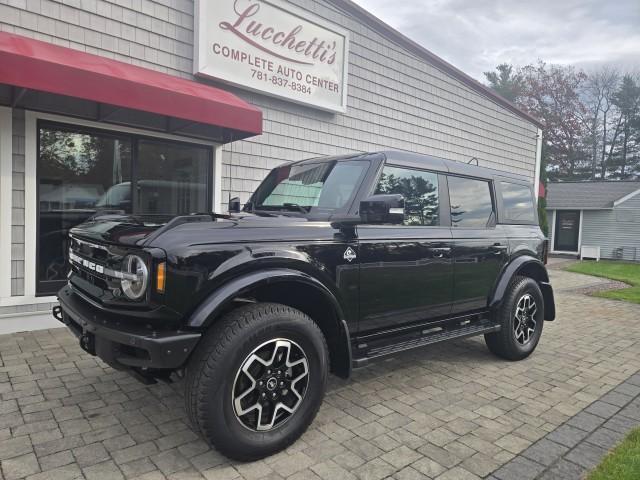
490;256;555;321
187;269;352;378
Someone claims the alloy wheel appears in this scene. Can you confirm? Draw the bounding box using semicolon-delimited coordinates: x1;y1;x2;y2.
514;293;537;345
232;339;309;431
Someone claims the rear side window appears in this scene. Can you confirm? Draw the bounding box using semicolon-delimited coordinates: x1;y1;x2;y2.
448;176;494;228
375;165;439;226
500;182;536;223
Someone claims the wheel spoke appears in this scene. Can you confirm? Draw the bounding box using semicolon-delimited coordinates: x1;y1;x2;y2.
232;338;310;432
514;294;538;346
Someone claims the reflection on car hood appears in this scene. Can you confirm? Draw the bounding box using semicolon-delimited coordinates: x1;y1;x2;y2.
69;212;323;247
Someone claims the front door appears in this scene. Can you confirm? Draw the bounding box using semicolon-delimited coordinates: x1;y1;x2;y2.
357;165;453;334
554;210;580;252
447;176;509;314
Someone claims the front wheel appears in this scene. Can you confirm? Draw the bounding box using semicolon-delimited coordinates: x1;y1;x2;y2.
184;303;328;461
485;276;544;360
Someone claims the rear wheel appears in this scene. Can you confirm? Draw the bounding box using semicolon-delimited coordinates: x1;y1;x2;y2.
485;276;544;360
185;303;328;461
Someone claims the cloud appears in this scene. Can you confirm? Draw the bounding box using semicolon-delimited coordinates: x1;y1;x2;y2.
352;0;640;79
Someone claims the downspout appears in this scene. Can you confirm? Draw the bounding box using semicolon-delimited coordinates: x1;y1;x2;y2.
534;128;543;200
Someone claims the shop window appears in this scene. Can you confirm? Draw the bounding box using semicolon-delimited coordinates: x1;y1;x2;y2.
37;122;211;295
136;140;209;215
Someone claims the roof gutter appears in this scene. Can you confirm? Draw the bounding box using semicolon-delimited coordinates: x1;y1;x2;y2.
328;0;544;129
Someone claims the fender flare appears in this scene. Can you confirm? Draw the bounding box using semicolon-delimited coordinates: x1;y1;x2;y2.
187;268;353;377
490;256;556;321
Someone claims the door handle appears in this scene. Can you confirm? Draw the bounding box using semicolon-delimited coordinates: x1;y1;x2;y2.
430;247;451;258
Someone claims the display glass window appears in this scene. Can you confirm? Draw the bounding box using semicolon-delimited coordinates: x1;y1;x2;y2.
37;122;212;295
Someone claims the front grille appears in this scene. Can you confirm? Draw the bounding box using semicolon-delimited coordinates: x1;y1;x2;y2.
68;235;139;305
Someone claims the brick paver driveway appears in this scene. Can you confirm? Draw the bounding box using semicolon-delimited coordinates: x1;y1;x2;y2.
1;268;639;480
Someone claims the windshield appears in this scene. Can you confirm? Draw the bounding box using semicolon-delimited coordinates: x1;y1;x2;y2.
250;160;369;213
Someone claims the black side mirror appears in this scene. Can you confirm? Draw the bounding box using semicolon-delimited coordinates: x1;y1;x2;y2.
228;197;241;213
359;194;405;224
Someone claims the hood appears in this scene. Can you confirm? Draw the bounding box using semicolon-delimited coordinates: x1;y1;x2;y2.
69;214;175;246
69;212;325;248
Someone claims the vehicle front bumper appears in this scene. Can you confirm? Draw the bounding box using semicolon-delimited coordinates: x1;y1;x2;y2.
55;285;201;371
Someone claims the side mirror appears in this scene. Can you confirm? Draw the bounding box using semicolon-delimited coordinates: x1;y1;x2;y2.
359;194;405;224
228;197;241;213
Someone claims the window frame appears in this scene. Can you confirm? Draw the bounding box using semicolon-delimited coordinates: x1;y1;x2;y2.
36;120;214;296
495;180;538;226
370;162;450;227
446;174;497;230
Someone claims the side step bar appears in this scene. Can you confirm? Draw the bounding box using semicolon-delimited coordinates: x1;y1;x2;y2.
352;318;500;368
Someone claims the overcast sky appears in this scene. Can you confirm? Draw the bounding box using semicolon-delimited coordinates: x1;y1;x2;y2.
353;0;640;81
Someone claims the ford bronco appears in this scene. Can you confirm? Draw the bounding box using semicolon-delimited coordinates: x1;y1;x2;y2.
53;151;555;460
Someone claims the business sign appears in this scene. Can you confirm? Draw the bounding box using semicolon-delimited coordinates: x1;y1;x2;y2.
194;0;349;113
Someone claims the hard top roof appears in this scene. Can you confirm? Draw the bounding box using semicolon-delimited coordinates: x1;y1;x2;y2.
291;151;532;184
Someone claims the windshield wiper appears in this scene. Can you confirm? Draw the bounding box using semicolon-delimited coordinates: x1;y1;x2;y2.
253;203;311;214
282;203;311;213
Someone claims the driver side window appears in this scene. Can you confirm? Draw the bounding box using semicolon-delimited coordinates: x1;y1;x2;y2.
375;165;440;226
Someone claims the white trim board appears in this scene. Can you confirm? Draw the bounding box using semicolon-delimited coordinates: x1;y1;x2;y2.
0;107;12;301
534;128;542;200
0;312;63;335
0;295;56;307
613;188;640;207
20;110;222;304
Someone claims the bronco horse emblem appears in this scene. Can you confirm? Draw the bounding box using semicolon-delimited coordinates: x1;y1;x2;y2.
343;247;357;263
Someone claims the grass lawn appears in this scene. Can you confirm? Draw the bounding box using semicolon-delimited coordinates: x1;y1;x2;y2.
587;427;640;480
566;260;640;304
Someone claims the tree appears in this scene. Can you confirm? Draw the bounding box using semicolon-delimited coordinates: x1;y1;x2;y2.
581;67;619;179
518;62;589;180
609;75;640;178
484;64;524;103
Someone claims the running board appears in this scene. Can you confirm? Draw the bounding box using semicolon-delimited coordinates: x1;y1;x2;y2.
352;319;500;368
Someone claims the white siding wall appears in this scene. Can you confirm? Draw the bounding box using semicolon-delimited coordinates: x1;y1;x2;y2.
0;0;539;299
582;194;640;261
549;199;640;261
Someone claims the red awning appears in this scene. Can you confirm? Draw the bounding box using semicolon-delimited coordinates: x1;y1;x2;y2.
0;32;262;139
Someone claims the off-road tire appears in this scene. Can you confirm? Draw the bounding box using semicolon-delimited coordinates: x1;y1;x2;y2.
485;276;544;360
184;303;328;461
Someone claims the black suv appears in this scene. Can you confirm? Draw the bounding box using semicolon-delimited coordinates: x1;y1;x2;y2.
54;151;555;461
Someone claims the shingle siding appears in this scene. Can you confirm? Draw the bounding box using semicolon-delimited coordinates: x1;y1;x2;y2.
1;0;539;297
11;109;25;296
581;208;640;261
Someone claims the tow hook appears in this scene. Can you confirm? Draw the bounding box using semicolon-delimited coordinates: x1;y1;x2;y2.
52;305;64;322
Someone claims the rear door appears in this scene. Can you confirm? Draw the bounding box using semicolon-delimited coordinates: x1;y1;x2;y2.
357;165;454;334
448;175;509;314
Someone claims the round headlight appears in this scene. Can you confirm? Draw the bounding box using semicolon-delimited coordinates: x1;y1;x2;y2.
121;255;148;300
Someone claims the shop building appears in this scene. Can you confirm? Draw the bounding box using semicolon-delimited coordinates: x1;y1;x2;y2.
0;0;542;320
